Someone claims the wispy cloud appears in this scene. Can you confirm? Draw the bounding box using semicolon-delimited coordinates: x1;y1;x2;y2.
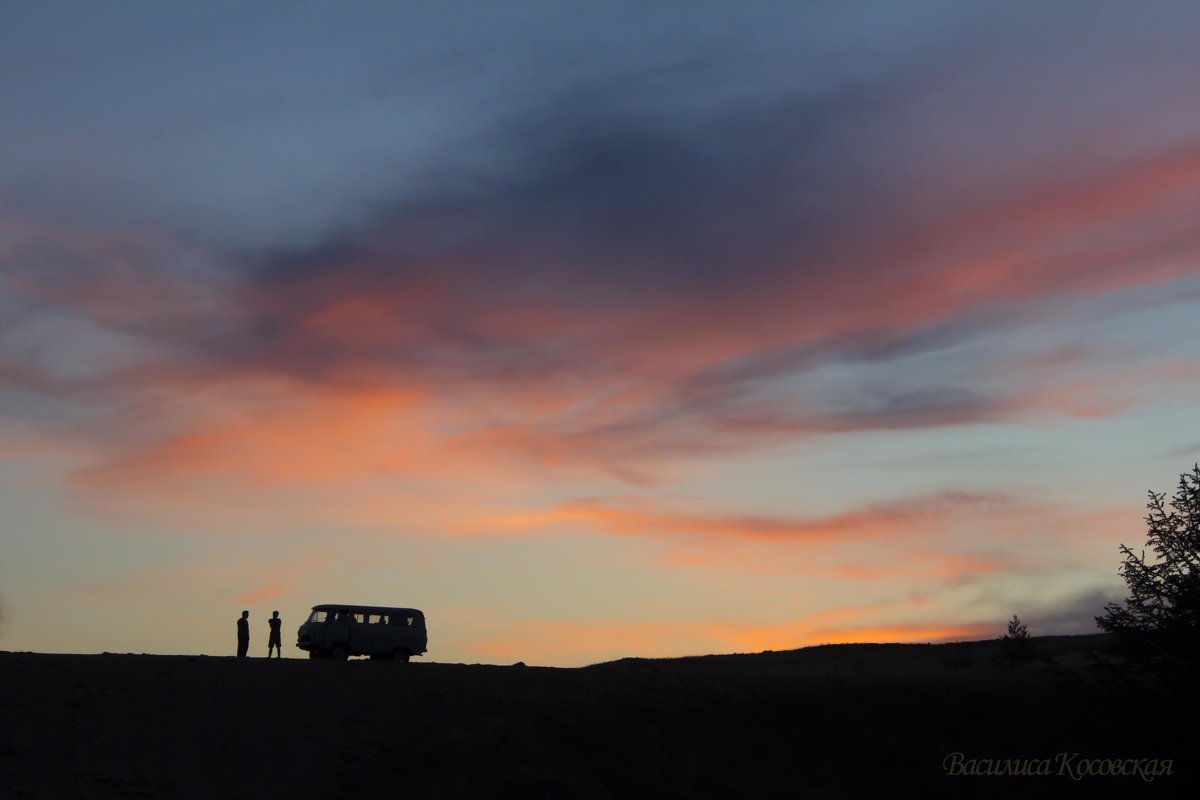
484;491;1009;542
5;5;1200;498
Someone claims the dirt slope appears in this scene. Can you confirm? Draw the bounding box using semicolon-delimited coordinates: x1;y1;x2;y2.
1;636;1193;798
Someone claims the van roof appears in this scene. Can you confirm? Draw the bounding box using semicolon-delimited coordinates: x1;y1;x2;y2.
312;604;424;616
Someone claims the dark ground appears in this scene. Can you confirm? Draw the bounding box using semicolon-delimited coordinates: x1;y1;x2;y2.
1;634;1193;799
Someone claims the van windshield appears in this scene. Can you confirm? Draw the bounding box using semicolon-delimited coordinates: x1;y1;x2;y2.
308;610;330;623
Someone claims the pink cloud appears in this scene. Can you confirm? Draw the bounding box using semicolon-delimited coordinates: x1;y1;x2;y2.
6;122;1200;512
481;491;1009;542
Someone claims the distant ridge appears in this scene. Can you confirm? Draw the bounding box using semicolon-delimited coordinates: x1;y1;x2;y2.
586;632;1115;670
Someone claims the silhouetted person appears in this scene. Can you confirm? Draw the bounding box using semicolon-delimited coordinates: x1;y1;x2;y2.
237;610;250;658
267;610;282;658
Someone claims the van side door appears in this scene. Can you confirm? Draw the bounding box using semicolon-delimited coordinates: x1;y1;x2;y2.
325;610;352;652
362;613;384;653
346;612;366;651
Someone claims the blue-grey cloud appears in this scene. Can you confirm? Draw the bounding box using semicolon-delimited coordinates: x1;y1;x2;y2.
1028;589;1126;637
4;1;1200;476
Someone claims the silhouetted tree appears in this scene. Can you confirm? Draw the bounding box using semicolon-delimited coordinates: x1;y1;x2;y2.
1000;614;1035;663
1096;464;1200;660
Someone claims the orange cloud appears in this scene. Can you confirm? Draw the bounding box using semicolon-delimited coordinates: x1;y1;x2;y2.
833;553;1003;581
72;549;329;608
74;381;431;491
9;132;1200;522
234;581;291;605
483;491;1008;542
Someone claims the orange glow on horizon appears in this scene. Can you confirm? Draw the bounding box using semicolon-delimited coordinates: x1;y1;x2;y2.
467;614;1000;666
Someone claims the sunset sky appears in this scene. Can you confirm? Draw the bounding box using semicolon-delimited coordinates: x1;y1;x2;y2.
2;2;1199;666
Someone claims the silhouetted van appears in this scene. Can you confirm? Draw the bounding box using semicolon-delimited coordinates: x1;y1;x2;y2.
297;604;428;661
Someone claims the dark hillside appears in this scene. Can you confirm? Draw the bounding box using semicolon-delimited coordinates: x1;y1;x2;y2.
1;635;1192;798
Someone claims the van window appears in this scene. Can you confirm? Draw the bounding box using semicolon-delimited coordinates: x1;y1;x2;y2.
308;610;330;623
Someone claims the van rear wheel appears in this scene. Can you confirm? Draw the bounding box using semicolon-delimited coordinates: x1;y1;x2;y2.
393;648;410;663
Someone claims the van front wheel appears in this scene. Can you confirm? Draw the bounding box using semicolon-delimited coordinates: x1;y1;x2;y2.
330;645;348;661
393;648;410;663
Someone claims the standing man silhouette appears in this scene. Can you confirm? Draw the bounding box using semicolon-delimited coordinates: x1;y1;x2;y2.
237;610;250;658
267;610;282;658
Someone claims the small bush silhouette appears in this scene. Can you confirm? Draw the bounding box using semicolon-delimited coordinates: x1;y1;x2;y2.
999;614;1035;664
